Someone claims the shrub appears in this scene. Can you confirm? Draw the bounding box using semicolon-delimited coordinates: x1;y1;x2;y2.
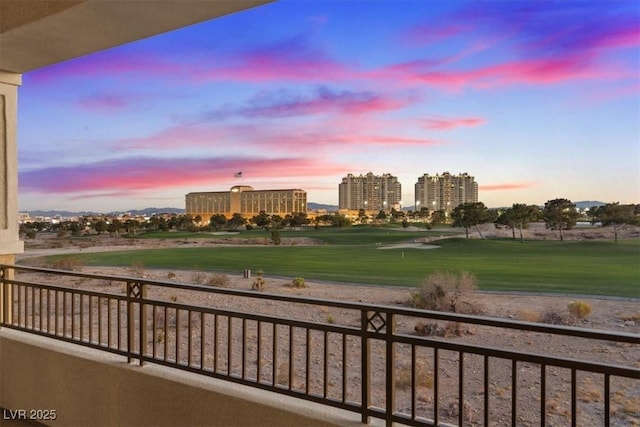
517;309;542;323
252;269;266;290
414;322;444;337
289;277;307;288
167;272;177;279
408;270;479;313
207;273;230;287
271;229;281;245
619;312;640;322
396;361;434;390
191;272;206;284
541;309;571;325
568;300;592;318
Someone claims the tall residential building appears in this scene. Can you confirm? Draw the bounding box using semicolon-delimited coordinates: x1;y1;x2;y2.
186;186;307;222
338;172;402;212
415;172;478;213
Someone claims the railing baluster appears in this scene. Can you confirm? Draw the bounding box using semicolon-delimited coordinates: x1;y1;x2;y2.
152;305;157;358
288;325;293;390
39;288;43;331
257;320;262;382
55;290;59;335
107;297;111;348
71;293;75;339
31;286;35;330
188;310;193;367
411;345;416;421
342;333;347;403
118;299;122;350
62;290;67;336
163;306;168;361
241;317;246;378
386;312;395;427
512;360;517;427
88;295;93;343
78;294;83;341
571;368;577;426
139;284;146;365
306;328;311;395
272;322;277;384
324;330;328;398
227;316;232;375
16;285;21;326
200;312;205;370
484;355;490;426
361;310;370;425
541;363;546;427
126;290;131;362
459;351;464;426
434;347;439;426
213;314;218;373
604;373;610;427
176;308;181;365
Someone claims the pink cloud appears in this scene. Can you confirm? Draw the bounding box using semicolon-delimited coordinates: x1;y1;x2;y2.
423;116;485;131
26;33;364;88
76;94;133;112
27;50;180;85
20;156;348;194
205;87;415;120
201;54;349;83
113;124;232;150
386;4;639;91
241;127;443;154
386;53;613;90
480;182;540;191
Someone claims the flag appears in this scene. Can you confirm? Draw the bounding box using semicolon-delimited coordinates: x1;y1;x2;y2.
234;171;243;178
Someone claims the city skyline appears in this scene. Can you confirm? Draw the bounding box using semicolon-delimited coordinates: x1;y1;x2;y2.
17;1;639;212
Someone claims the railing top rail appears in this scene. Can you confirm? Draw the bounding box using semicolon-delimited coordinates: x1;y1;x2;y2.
2;263;639;344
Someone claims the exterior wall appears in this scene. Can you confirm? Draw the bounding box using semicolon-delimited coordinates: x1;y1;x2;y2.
338;172;401;212
239;189;307;216
0;330;360;427
185;191;232;221
415;172;478;213
186;187;307;223
0;73;24;256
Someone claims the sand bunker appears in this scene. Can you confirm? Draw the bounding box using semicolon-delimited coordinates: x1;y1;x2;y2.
377;242;440;250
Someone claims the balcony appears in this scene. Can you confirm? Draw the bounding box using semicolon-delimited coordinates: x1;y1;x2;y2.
1;264;638;426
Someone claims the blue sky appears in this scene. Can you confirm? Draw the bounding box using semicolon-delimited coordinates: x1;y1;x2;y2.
18;0;640;212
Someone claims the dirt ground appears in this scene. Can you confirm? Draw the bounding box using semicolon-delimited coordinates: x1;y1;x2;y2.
12;225;640;426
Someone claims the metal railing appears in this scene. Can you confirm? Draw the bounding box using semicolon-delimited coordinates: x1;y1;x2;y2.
1;264;638;426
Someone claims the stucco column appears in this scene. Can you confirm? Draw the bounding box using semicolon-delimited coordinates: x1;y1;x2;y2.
0;71;23;323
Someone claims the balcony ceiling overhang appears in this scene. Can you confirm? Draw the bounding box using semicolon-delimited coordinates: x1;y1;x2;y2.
0;0;273;74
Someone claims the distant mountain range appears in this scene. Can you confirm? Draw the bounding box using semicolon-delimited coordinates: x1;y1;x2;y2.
307;202;339;211
25;207;186;217
24;201;607;218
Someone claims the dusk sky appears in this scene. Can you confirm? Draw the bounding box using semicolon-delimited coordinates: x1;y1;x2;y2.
18;0;640;212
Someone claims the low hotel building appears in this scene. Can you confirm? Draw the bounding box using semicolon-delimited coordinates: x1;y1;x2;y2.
186;186;307;222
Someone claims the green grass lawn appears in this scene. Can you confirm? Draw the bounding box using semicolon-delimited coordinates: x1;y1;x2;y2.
40;227;640;298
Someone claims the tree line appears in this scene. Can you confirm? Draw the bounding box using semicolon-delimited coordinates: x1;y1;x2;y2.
450;199;639;241
19;200;639;242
